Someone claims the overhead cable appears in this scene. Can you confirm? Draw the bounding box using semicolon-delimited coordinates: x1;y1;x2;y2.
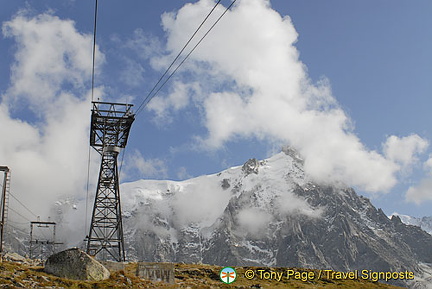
8;192;38;219
135;0;237;116
1;181;39;219
91;0;99;102
7;207;32;222
86;0;99;235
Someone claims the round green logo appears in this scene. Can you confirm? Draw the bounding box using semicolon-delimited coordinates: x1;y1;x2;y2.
220;267;237;284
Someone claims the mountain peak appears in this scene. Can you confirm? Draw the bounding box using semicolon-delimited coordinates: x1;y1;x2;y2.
116;152;432;288
390;213;432;235
241;158;261;175
282;146;304;163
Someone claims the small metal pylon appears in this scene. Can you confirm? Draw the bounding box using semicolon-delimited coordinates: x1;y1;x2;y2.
29;220;61;260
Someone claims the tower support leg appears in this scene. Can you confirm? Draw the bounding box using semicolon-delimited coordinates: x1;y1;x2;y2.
87;148;125;262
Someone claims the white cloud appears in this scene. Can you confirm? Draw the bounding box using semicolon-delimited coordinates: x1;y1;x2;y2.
0;11;100;224
2;12;102;110
176;167;191;180
119;58;146;87
147;81;201;124
145;0;428;193
383;134;428;168
424;155;432;172
171;176;231;227
121;28;163;62
406;178;432;205
123;149;168;179
406;154;432;204
110;28;164;89
277;191;322;218
236;207;272;237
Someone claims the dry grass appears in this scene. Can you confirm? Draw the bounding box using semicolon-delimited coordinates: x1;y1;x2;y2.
0;260;407;288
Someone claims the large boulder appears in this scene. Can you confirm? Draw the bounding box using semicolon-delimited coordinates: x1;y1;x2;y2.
44;248;110;281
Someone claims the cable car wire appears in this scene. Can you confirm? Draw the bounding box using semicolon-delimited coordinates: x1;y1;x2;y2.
135;0;223;115
84;1;236;228
1;181;39;219
91;0;99;102
135;0;237;116
85;0;99;234
7;206;32;222
8;192;38;219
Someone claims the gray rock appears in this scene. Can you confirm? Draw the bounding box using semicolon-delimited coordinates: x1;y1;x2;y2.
44;248;110;281
242;158;260;175
3;252;27;263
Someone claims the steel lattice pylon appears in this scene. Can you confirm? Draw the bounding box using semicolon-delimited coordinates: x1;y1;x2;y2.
86;101;134;262
0;166;10;257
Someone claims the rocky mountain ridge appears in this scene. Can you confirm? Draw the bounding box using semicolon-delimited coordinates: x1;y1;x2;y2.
390;213;432;235
4;148;432;288
118;148;432;288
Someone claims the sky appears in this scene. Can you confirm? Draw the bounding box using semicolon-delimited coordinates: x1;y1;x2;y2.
0;0;432;234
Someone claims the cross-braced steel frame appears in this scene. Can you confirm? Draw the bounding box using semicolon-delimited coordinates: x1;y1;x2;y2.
29;221;59;260
86;101;134;262
0;166;10;258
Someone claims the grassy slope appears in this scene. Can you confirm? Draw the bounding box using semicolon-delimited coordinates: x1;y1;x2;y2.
0;261;406;288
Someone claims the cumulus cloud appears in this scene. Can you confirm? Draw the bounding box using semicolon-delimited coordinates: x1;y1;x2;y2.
236;207;272;236
406;154;432;204
277;191;322;218
123;149;168;179
424;155;432;172
176;166;192;180
383;135;428;168
118;58;146;87
121;28;163;62
0;11;100;225
406;178;432;205
121;174;233;231
2;12;102;109
147;81;201;124
146;0;428;193
171;176;231;227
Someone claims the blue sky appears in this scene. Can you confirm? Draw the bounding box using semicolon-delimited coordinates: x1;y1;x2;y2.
1;0;432;223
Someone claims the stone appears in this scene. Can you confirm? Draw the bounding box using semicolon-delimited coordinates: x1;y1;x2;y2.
100;260;127;272
3;252;27;263
44;248;110;281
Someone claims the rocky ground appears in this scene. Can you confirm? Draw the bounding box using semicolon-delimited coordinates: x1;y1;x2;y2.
0;257;406;289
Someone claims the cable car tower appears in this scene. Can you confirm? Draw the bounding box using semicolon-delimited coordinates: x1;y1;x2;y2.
0;166;10;258
86;101;134;261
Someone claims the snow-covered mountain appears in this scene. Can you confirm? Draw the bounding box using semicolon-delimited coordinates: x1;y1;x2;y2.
5;147;432;288
119;147;432;288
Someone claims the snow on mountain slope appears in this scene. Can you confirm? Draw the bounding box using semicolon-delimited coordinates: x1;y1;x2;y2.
120;148;318;261
390;213;432;235
120;148;315;232
5;146;432;288
118;147;432;288
5;146;421;287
